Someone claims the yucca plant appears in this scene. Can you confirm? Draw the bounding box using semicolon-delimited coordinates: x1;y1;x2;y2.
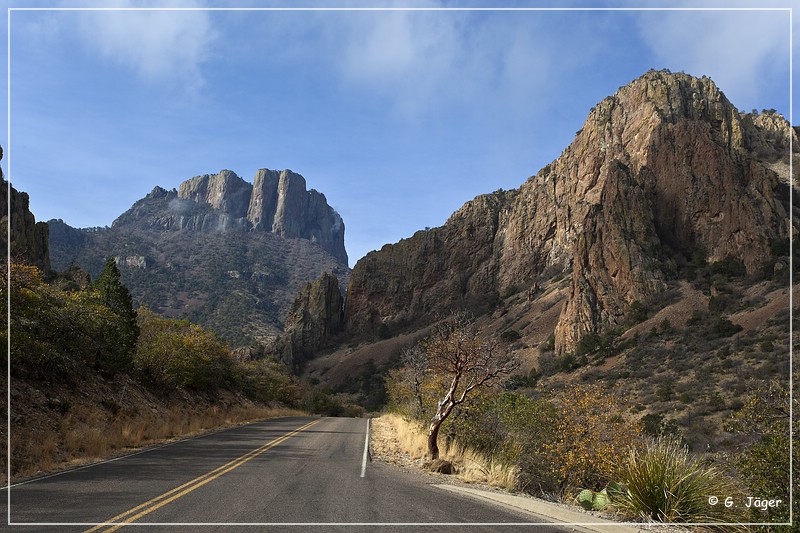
611;436;745;525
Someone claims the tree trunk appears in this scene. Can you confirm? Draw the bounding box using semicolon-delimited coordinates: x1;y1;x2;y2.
427;419;442;460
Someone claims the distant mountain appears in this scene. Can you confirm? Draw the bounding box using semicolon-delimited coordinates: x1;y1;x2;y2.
48;168;350;347
340;70;796;353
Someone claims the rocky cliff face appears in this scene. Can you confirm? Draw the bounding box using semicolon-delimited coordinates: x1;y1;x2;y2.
248;169;346;263
0;147;51;272
276;272;344;368
113;168;347;264
344;70;796;353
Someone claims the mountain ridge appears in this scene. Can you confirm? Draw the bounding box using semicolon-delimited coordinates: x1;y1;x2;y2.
48;167;350;347
111;168;347;265
339;69;796;355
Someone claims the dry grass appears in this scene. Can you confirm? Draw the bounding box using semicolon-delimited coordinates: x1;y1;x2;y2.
8;404;307;483
371;413;518;491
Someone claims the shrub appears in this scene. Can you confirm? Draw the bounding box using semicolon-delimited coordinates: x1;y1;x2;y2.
708;256;747;279
769;238;790;257
612;436;745;523
627;300;647;324
686;309;706;326
710;317;743;338
6;263;134;374
576;332;600;356
500;329;521;343
448;391;559;493
542;383;643;491
233;357;301;405
726;380;797;527
134;308;233;391
641;413;663;436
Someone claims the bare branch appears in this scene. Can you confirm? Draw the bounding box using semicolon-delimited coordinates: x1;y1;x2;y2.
420;312;521;459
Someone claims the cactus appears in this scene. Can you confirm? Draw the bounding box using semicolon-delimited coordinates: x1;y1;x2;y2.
577;488;611;511
577;489;595;510
592;489;609;511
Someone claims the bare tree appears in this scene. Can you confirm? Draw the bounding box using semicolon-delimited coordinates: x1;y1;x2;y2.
422;313;520;460
399;344;429;420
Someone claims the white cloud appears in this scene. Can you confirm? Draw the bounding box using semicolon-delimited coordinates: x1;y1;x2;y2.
635;8;790;109
328;9;563;121
75;0;216;89
336;10;468;117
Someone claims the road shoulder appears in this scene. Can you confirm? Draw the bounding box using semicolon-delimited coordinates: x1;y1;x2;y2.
434;484;648;533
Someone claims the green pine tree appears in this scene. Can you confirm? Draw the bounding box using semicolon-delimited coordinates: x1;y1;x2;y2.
92;257;139;371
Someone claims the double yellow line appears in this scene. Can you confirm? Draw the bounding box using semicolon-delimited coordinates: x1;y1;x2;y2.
84;418;321;532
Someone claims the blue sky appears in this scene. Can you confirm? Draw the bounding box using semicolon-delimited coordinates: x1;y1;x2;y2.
2;1;795;267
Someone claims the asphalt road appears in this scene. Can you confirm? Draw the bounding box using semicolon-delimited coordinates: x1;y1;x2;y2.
4;416;570;531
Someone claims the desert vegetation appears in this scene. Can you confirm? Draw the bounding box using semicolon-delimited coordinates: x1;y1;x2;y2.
383;313;795;527
2;261;359;482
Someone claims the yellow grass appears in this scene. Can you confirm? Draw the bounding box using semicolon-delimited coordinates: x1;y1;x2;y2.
8;404;308;483
371;413;518;491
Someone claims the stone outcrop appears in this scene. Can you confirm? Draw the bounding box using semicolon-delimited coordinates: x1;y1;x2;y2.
178;170;251;218
277;272;344;368
248;169;346;264
0;147;51;272
344;70;796;353
111;168;347;264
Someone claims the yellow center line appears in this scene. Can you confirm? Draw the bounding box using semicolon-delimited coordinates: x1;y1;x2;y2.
84;418;321;533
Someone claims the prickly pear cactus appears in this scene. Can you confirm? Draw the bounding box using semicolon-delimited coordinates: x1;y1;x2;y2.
577;489;595;510
577;488;610;511
592;489;609;511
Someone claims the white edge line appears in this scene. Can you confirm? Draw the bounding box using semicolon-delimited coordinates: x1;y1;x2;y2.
360;418;370;478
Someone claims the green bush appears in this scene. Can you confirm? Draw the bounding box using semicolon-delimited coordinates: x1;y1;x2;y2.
134;309;232;391
612;436;744;523
233;357;301;405
543;383;643;492
726;380;797;527
92;257;139;371
448;391;559;493
500;329;521;343
627;300;647;324
6;263;134;374
710;317;743;338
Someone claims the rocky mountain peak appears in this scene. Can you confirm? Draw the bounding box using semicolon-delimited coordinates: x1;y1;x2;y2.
146;186;175;200
342;70;796;354
111;167;347;264
276;272;345;368
178;169;251;218
48;164;351;347
246;169;346;264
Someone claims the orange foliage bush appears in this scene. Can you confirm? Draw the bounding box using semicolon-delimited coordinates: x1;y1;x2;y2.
542;382;643;491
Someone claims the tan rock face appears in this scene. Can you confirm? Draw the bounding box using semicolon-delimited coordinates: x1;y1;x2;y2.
118;167;347;264
344;70;796;353
178;169;251;218
280;272;344;367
